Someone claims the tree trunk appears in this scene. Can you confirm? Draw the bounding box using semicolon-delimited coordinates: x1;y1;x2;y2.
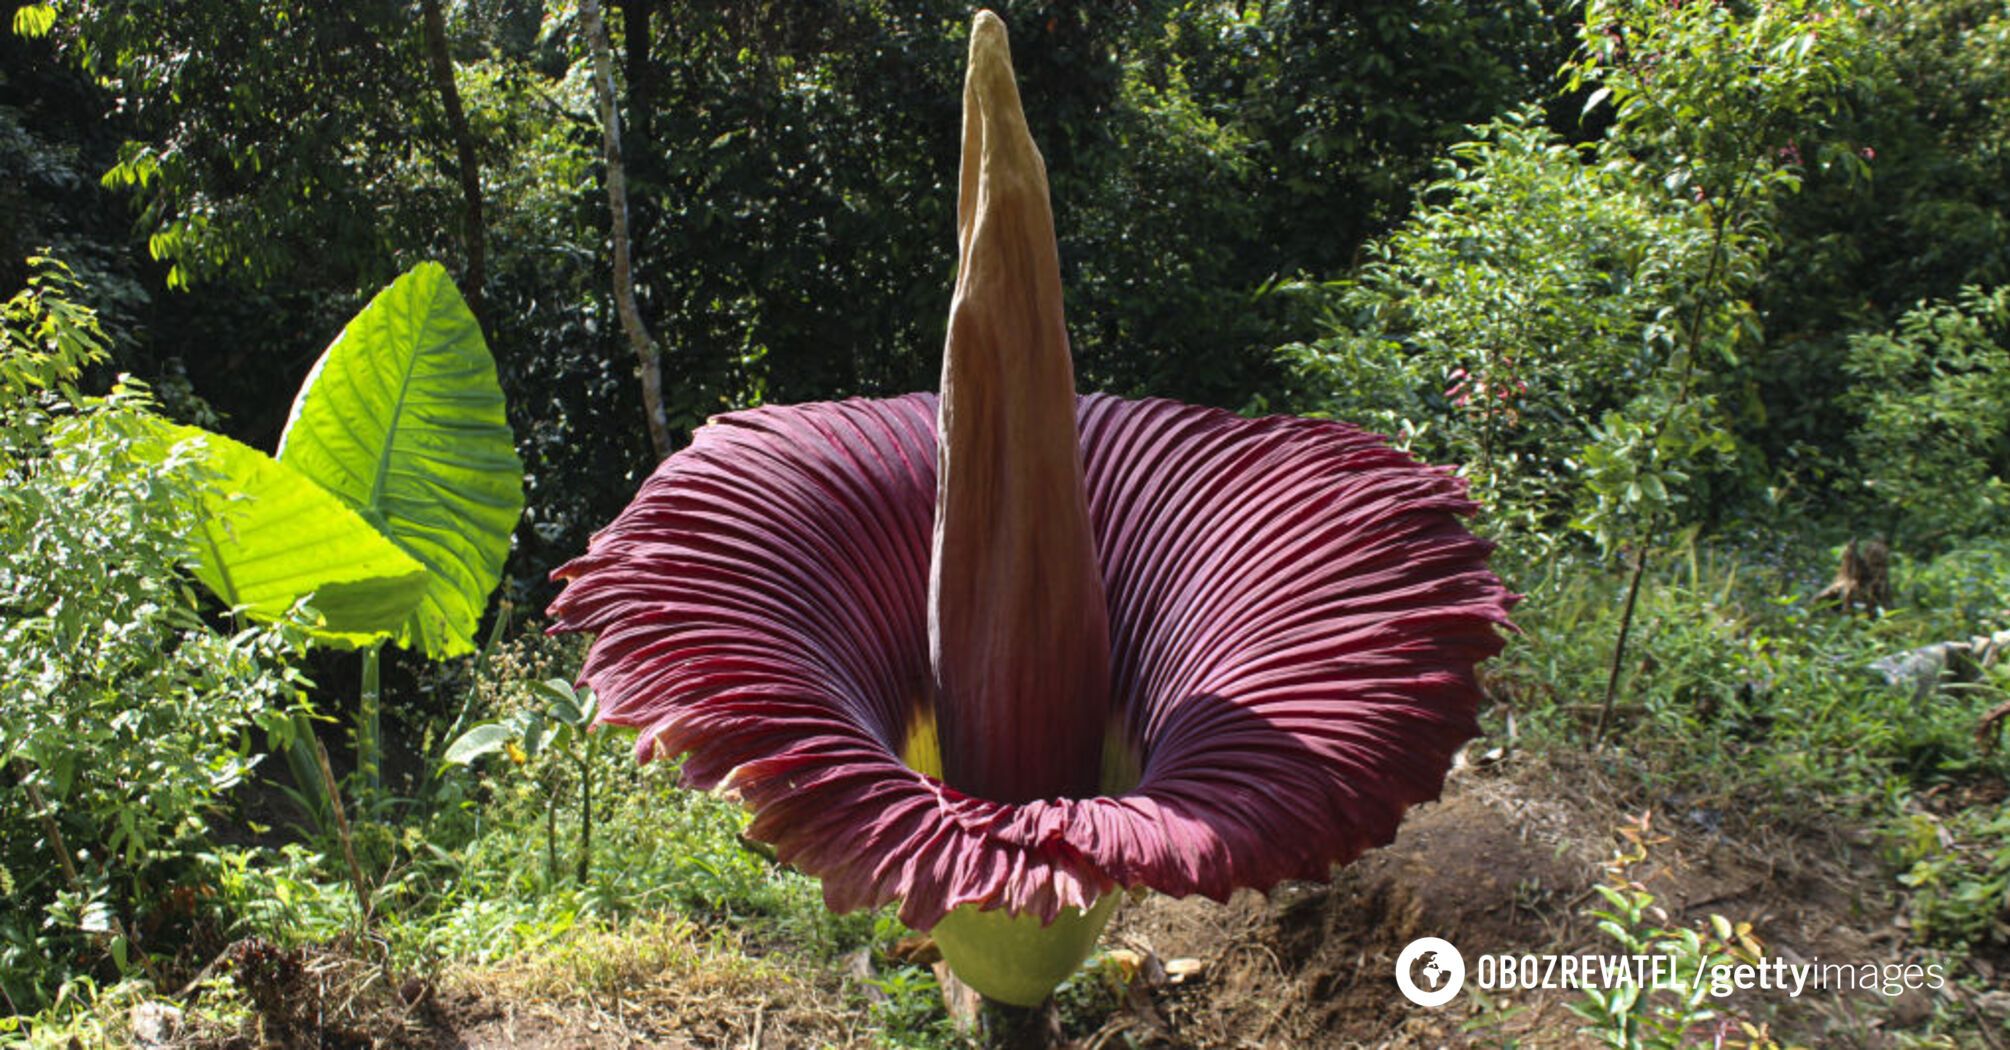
619;0;657;186
618;0;659;256
419;0;487;332
582;0;674;460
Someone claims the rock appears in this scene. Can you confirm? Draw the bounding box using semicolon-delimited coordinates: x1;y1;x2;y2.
1870;641;1981;701
129;1001;181;1048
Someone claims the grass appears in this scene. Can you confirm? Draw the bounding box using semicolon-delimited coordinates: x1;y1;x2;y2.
1494;535;2010;817
452;919;843;1042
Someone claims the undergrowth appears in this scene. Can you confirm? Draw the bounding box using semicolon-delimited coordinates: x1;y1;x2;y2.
9;530;2007;1050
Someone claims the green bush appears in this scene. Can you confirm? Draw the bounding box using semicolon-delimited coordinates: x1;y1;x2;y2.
1756;0;2010;480
1289;0;1872;562
419;629;876;963
1282;106;1712;545
0;261;310;1014
1494;536;2007;810
1845;285;2010;547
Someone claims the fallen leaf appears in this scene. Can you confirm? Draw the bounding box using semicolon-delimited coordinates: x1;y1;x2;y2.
891;934;941;966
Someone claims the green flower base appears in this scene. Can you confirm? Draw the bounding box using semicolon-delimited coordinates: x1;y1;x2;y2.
930;893;1120;1007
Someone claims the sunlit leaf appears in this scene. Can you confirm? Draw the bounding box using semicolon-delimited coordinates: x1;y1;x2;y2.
442;723;513;766
278;262;523;657
138;420;428;646
10;4;55;38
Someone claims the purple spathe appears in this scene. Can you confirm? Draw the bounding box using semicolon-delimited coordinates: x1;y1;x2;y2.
548;391;1513;929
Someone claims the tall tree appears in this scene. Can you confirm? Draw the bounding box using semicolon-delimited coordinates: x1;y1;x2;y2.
583;0;672;459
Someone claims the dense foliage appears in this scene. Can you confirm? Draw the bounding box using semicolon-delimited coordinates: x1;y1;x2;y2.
2;0;2009;1044
0;263;310;1013
1845;286;2010;547
6;0;1571;594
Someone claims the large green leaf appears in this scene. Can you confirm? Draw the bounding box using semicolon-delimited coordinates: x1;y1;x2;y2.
143;420;429;646
277;262;523;658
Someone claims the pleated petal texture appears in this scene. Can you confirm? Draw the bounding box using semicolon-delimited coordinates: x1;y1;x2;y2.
549;393;1512;929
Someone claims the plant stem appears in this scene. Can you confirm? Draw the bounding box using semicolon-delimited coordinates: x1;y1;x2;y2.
284;713;335;835
358;643;383;794
1595;512;1657;745
311;739;374;929
1601;164;1755;744
13;761;165;986
430;602;512;804
576;749;593;884
977;996;1062;1049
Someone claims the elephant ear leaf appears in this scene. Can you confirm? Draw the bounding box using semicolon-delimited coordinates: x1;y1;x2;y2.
141;420;429;646
277;262;524;658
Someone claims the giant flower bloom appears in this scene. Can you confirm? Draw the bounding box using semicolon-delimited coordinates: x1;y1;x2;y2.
551;12;1512;1007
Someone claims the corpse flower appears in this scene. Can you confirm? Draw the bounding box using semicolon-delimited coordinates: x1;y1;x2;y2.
549;11;1512;1010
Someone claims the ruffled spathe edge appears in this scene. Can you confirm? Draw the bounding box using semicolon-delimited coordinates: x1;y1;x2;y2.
549;393;1513;928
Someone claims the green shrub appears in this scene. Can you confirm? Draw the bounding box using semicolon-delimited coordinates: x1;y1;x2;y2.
1845;286;2010;548
0;261;310;1015
1496;537;2007;810
1282;106;1709;544
422;630;880;963
178;627;888;976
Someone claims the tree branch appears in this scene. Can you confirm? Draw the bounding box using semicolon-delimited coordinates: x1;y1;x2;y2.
420;0;487;332
582;0;673;460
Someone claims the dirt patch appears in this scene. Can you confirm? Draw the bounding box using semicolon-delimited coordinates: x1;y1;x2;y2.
1099;751;1916;1049
1108;776;1598;1048
175;923;865;1049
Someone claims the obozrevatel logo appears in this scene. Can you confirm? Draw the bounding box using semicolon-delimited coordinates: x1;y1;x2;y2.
1396;936;1466;1007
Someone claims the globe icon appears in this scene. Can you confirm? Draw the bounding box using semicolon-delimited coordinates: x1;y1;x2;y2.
1395;937;1464;1007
